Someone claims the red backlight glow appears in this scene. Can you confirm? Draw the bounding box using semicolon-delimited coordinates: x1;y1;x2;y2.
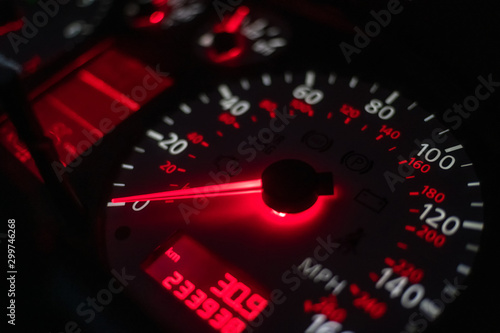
143;233;269;331
0;19;23;36
149;11;165;24
1;45;173;177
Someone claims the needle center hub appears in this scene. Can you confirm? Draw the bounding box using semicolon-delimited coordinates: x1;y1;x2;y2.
213;32;238;54
261;159;333;214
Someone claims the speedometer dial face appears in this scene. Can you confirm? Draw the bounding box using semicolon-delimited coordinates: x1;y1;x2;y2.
104;70;483;333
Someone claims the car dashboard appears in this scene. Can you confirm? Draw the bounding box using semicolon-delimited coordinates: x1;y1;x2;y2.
1;1;499;332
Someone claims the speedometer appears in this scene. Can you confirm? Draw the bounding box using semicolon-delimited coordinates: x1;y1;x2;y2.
104;70;483;332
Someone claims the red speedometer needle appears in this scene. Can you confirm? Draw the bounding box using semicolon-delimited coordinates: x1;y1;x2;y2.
207;6;250;63
111;179;262;203
112;160;334;214
215;6;250;33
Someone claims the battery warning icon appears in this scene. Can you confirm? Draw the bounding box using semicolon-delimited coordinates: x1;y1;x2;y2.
355;189;388;213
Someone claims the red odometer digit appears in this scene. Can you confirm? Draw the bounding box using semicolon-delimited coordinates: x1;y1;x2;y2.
143;232;269;331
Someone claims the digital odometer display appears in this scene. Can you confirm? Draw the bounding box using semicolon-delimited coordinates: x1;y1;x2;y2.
143;232;269;332
104;70;484;332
